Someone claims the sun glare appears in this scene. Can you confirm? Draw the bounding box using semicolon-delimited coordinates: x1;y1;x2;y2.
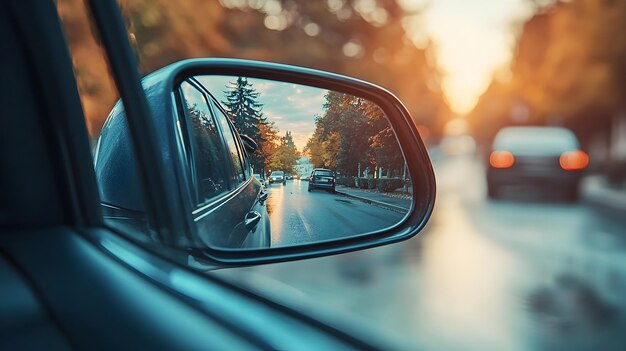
401;0;534;114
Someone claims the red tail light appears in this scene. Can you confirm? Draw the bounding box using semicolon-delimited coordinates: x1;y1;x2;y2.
489;151;515;169
309;176;313;182
559;150;588;171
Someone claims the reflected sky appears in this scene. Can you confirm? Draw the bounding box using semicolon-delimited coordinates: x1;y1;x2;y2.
197;76;327;149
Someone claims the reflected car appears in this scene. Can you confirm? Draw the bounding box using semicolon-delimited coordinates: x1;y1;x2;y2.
308;168;336;193
285;173;293;180
268;171;286;185
486;126;588;200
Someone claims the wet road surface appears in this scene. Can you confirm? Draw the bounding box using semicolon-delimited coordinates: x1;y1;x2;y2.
265;180;406;247
214;153;626;350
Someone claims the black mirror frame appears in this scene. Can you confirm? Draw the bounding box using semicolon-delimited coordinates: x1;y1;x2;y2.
133;58;436;267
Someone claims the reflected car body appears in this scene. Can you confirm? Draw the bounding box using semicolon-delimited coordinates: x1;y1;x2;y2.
308;168;336;192
269;171;286;184
94;73;271;249
285;173;293;180
253;173;266;187
486;126;588;199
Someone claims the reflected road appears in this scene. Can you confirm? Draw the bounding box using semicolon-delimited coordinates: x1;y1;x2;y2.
215;153;626;350
265;180;405;247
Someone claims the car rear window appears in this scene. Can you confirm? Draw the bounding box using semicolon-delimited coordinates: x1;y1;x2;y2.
494;127;579;155
314;170;333;177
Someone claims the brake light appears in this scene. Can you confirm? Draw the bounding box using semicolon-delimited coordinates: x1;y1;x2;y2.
559;150;588;171
309;176;313;182
489;151;515;169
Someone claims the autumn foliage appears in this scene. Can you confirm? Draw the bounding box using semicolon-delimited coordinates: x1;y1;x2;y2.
57;0;449;143
305;91;404;177
470;0;626;151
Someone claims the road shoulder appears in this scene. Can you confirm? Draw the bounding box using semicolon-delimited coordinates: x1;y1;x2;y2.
335;186;410;213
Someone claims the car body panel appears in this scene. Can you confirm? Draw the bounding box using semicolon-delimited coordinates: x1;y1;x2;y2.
193;177;270;248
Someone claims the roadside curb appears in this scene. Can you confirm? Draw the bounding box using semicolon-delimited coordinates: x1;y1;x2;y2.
335;190;409;213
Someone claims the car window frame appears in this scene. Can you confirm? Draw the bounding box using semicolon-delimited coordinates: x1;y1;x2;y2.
172;90;197;206
208;96;251;181
190;78;249;186
178;78;235;207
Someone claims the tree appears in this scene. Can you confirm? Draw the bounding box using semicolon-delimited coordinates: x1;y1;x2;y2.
222;77;266;171
222;77;262;135
305;91;403;177
321;132;340;169
63;0;449;143
257;118;280;175
268;131;299;173
364;100;404;176
470;0;626;147
305;119;325;168
305;92;370;174
283;131;295;148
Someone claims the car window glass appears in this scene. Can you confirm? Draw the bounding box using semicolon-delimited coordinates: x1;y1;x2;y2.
210;101;246;185
494;127;580;154
229;111;251;178
180;81;229;205
314;170;333;177
173;93;193;185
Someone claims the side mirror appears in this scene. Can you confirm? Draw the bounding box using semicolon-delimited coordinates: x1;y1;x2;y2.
240;134;258;154
95;58;435;268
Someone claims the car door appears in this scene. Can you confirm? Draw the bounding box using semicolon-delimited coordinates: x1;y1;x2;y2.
178;79;269;249
206;90;271;249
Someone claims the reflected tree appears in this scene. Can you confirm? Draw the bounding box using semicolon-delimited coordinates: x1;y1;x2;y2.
306;92;403;177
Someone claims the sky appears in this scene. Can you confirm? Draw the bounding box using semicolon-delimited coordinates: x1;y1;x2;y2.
197;76;327;150
400;0;535;114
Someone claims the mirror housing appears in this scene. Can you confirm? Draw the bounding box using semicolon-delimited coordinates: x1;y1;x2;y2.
96;58;435;268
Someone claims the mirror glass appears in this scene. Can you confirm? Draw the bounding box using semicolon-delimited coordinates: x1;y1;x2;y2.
183;75;412;249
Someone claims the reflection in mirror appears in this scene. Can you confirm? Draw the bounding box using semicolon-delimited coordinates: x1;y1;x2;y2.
191;75;412;249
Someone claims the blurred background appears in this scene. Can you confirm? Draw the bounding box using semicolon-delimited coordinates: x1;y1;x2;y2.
58;0;626;349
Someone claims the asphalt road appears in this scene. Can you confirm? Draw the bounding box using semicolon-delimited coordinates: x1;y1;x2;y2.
264;180;406;247
215;152;626;350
